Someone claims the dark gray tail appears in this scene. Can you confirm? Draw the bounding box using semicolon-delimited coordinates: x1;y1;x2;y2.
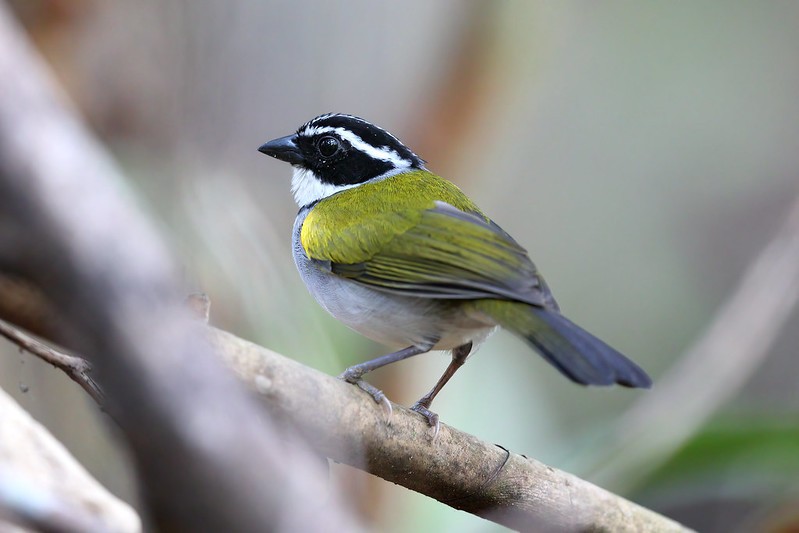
478;300;652;388
527;308;651;387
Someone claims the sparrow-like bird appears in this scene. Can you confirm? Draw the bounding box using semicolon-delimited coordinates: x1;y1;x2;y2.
259;113;651;432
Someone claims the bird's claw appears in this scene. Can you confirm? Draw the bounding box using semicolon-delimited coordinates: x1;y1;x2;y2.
378;394;393;421
340;375;394;423
360;382;392;421
410;402;440;441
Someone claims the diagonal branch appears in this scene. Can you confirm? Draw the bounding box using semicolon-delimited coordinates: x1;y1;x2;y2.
0;5;362;531
212;326;692;532
0;316;690;532
0;320;104;405
0;386;140;533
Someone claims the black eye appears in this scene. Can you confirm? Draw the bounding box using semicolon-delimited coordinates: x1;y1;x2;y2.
317;136;341;157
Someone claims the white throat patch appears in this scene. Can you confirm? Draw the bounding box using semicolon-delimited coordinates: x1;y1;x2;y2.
291;167;359;207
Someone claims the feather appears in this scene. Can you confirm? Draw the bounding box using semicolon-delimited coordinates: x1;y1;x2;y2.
472;300;652;388
301;170;558;309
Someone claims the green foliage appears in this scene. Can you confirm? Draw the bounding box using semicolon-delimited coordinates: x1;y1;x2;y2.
638;417;799;504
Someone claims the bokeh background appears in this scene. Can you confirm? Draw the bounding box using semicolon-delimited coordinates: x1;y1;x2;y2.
2;2;799;531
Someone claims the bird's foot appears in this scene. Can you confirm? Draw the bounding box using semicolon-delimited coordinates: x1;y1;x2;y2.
410;401;440;441
338;370;393;421
338;365;365;383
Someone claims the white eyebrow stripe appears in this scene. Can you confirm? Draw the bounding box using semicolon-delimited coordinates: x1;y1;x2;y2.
301;125;412;168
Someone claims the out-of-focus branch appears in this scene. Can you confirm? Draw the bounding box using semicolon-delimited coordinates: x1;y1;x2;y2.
0;387;140;533
587;194;799;491
0;470;115;533
0;319;103;405
0;273;60;340
0;5;361;532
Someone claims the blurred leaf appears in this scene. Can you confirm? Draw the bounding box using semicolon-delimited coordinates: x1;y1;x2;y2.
637;416;799;503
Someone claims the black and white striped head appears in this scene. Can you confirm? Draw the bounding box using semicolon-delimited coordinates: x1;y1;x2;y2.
258;113;425;207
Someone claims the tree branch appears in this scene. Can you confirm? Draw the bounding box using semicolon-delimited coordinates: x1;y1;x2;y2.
0;5;362;531
0;313;689;531
0;319;104;405
0;386;140;532
0;273;60;340
211;326;691;532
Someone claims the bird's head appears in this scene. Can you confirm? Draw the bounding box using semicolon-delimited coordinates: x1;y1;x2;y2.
259;113;425;207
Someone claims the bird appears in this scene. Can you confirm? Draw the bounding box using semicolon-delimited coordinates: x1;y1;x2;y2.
258;113;651;433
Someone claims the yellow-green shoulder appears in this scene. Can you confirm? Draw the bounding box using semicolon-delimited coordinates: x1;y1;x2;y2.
300;170;484;263
320;169;481;214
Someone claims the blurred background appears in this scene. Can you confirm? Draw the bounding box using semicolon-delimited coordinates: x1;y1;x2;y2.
2;1;799;531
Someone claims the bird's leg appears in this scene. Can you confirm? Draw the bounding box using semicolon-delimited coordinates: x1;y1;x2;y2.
339;342;435;417
411;342;472;437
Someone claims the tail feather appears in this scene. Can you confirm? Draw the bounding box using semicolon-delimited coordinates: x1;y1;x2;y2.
474;301;652;388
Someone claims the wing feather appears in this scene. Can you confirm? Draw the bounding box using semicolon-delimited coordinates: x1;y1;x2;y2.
301;171;558;309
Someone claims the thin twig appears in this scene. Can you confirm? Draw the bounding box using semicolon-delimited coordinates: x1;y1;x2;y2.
0;320;104;405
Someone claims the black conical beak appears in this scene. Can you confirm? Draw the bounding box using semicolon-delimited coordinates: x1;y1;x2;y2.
258;134;304;165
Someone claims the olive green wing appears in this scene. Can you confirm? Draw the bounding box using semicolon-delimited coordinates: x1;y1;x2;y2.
300;171;557;308
327;202;557;308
